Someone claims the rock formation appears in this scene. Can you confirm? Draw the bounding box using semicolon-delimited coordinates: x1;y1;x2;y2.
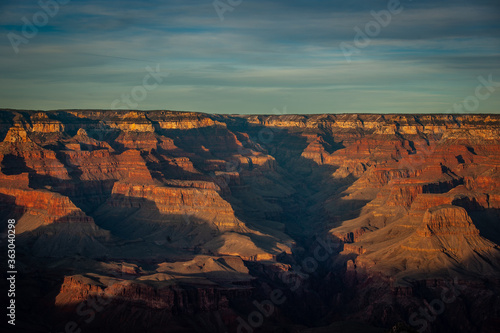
0;110;499;333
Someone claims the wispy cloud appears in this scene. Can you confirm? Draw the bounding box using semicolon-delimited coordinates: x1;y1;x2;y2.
0;0;499;113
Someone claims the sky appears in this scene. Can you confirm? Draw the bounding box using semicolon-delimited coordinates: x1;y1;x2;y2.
0;0;499;114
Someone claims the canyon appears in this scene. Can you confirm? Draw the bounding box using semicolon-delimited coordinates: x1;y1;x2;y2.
0;110;499;333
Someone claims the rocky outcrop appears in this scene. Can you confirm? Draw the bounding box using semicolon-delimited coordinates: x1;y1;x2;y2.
106;182;244;231
55;273;251;313
416;205;481;237
0;187;93;226
3;125;32;143
31;112;65;133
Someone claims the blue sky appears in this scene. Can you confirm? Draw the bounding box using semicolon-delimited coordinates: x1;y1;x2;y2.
0;0;499;114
